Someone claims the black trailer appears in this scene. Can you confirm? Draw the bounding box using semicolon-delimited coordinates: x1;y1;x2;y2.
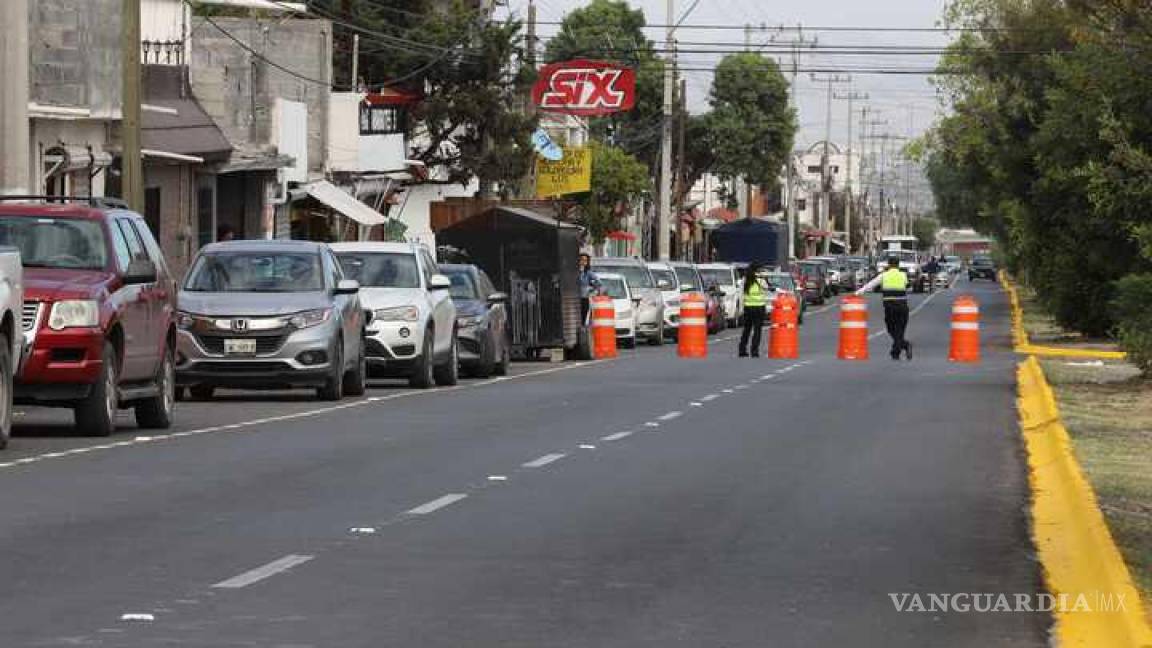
436;206;586;359
710;219;790;269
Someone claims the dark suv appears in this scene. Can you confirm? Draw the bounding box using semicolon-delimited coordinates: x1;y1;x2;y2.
0;199;178;436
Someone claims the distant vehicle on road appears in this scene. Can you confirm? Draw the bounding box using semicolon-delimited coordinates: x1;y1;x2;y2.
646;261;681;340
796;261;829;305
593;257;665;345
943;255;963;274
439;263;510;378
969;256;998;281
332;242;457;389
1;200;176;436
696;263;742;327
178;240;366;401
0;247;20;448
596;273;637;348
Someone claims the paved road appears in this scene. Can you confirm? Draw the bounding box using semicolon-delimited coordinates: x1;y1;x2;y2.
0;280;1048;647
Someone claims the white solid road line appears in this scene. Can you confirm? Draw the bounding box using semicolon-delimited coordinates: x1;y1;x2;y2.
601;431;633;442
211;554;314;589
522;453;567;468
657;411;682;421
406;493;469;515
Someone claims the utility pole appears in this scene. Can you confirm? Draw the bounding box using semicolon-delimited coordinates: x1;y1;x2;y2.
676;77;687;259
657;0;676;260
350;34;359;90
810;73;850;254
520;0;537;200
863;116;887;251
0;0;30;195
122;0;144;209
833;90;867;254
766;25;812;261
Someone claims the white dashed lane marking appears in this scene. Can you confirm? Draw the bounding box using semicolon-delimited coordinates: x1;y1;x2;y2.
601;431;633;442
657;411;682;421
211;554;314;589
406;493;469;515
701;394;720;401
522;453;567;468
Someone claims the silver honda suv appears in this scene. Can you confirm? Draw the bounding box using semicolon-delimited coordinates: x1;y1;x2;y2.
175;240;366;401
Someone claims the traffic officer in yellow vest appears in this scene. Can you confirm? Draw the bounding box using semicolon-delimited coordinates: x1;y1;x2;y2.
857;256;913;360
737;263;772;357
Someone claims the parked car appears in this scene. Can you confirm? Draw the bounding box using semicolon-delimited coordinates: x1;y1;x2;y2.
796;261;829;305
596;273;637;348
177;240;365;401
593;257;665;345
764;272;806;325
704;288;728;334
696;263;742;327
969;256;998;281
0;246;21;448
808;257;844;294
667;262;724;334
332;242;457;388
439;263;510;378
0;200;176;436
646;261;681;340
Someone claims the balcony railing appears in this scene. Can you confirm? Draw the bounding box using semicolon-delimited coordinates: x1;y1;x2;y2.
142;40;185;65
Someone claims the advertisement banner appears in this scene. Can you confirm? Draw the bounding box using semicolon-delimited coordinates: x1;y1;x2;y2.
532;60;637;116
536;147;592;197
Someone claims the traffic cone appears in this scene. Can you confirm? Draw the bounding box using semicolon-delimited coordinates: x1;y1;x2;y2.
949;295;980;363
677;292;708;359
768;292;799;359
590;296;617;359
838;295;869;360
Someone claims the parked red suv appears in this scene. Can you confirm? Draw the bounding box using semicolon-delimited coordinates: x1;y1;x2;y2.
0;198;177;435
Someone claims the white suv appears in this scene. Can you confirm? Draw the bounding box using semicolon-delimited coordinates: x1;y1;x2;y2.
331;242;458;388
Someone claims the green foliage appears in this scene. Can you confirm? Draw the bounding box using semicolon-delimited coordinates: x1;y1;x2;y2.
921;0;1152;336
1111;274;1152;374
576;143;650;244
314;0;536;191
705;53;796;190
912;217;939;251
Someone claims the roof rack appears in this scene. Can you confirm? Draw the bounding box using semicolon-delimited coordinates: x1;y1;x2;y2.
0;195;130;210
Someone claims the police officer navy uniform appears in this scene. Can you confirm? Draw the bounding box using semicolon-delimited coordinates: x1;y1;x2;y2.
857;257;913;360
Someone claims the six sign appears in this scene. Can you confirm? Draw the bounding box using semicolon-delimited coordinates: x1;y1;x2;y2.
532;60;637;116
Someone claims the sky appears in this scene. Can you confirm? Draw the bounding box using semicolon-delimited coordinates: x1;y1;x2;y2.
499;0;951;165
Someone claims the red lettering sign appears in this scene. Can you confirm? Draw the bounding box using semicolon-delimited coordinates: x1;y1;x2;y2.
532;60;636;116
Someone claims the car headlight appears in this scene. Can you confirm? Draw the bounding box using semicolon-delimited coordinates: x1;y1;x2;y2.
175;310;196;330
289;308;332;329
456;315;483;328
373;305;420;322
48;300;99;330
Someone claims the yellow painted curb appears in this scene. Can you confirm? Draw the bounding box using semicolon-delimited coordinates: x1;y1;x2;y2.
1017;356;1152;647
1002;273;1129;360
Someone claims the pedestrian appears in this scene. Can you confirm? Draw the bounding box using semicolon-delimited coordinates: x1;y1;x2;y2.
857;256;912;360
737;263;770;358
923;256;941;294
578;253;601;323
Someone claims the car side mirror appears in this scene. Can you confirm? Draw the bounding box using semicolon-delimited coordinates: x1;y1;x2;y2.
123;258;157;285
429;274;452;290
334;279;360;295
487;292;508;304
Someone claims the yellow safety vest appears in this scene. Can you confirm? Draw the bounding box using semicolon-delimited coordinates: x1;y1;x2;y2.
881;268;908;300
744;279;768;308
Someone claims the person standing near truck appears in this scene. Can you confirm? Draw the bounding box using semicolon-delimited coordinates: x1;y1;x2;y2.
578;253;601;322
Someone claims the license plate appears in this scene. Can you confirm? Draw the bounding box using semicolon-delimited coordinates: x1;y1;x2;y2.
224;339;257;355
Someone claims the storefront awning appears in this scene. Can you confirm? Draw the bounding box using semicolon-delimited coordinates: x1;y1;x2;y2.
304;180;387;226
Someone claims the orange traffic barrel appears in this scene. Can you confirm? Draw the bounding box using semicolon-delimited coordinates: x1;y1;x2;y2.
678;292;708;359
590;295;617;359
838;295;869;361
768;292;799;359
949;295;981;363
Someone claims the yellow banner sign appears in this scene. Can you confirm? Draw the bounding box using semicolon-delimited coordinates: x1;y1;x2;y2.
536;147;591;197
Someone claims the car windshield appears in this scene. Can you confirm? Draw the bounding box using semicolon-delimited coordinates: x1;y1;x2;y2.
799;264;822;276
443;269;480;299
973;257;994;267
698;268;734;287
672;266;702;291
649;268;677;290
597;264;653;289
185;252;323;292
768;274;795;290
0;215;108;270
600;277;629;299
336;252;420;288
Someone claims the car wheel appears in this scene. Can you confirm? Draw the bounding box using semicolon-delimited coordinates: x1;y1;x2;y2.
649;322;664;346
433;332;459;387
318;342;345;401
409;330;435;389
189;384;215;401
135;345;175;429
473;332;496;379
75;344;118;437
343;339;367;396
493;335;511;376
0;340;12;450
621;335;636;349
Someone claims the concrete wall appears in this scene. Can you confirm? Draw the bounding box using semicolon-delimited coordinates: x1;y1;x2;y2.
29;0;121;115
189;16;331;173
327;93;406;173
143;162;196;277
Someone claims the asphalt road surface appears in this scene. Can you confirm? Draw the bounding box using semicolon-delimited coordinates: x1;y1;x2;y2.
0;279;1048;647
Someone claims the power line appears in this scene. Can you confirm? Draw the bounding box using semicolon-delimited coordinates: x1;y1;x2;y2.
530;20;1059;34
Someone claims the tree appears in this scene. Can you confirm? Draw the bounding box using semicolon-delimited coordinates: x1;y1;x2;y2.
912;216;940;251
705;54;796;196
311;0;537;192
544;0;665;169
574;143;650;244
